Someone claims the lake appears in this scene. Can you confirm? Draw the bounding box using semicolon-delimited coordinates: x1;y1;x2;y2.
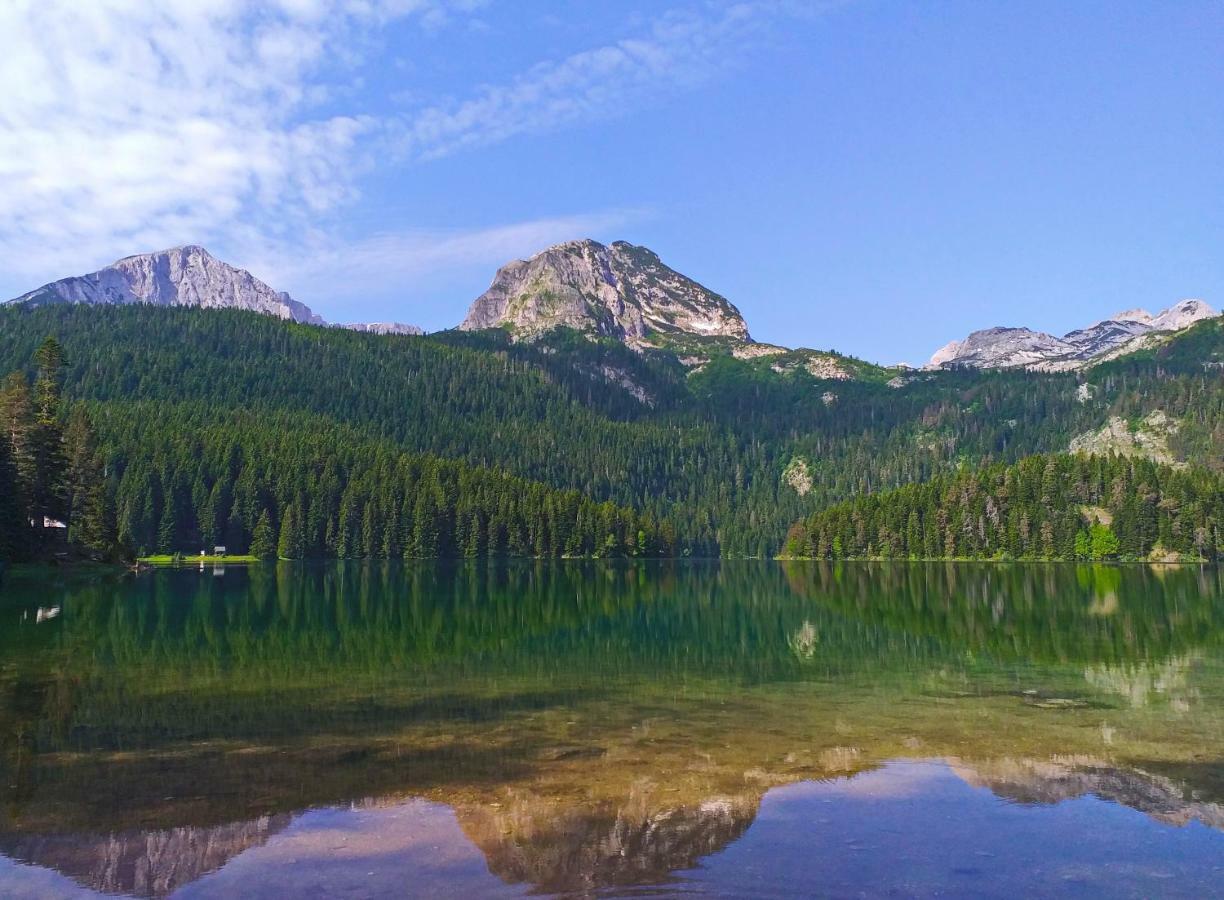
1;561;1222;898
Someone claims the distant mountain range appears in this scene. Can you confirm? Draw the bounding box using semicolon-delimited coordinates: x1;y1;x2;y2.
927;300;1218;371
4;246;421;336
5;242;1217;374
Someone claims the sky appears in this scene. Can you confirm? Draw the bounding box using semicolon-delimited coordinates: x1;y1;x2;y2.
1;0;1221;364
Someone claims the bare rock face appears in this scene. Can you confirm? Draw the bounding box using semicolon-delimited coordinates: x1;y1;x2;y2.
459;239;750;343
1150;298;1216;331
928;327;1077;370
1068;409;1181;466
927;301;1219;371
7;246;323;324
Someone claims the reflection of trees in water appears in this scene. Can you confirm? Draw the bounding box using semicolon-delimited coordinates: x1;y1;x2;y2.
783;560;1224;664
1084;655;1199;710
0;561;1222;896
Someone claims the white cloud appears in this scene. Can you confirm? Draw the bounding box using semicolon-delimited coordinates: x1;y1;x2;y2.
0;0;822;306
0;0;474;281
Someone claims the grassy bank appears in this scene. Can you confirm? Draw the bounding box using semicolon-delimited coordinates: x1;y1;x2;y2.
139;554;262;565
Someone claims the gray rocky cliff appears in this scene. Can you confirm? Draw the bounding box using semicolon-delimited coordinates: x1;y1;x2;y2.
7;246;323;324
459;239;750;343
927;300;1219;371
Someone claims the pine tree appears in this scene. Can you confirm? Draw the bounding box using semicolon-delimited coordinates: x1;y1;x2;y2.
277;504;302;559
63;407;115;558
0;432;27;560
27;337;68;526
250;509;276;558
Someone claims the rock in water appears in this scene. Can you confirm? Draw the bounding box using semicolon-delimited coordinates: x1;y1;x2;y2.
459;239;751;342
7;245;323;324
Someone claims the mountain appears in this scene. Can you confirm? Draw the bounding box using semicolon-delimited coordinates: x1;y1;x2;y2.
459;239;751;344
927;300;1218;371
6;245;324;324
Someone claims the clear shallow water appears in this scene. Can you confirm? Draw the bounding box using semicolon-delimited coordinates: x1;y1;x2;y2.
0;561;1222;898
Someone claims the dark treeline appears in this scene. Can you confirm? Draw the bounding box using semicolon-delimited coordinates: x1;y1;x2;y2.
92;403;678;559
785;454;1224;562
0;337;116;561
0;306;1221;557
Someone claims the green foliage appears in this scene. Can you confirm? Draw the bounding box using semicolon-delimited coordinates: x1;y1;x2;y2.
0;304;1221;558
1089;523;1121;559
249;510;276;558
0;338;119;561
788;454;1223;562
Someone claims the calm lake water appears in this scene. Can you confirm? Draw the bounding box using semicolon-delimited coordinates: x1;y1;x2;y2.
1;561;1222;898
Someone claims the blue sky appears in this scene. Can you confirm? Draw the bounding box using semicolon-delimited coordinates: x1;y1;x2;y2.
2;0;1221;363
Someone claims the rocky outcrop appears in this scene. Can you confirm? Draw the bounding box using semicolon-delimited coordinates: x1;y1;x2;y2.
1151;299;1215;331
927;301;1219;371
1068;409;1181;465
7;246;323;324
459;239;750;343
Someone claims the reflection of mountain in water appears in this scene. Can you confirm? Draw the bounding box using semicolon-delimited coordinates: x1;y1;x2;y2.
952;758;1224;830
5;757;1224;898
0;815;290;897
457;791;758;894
0;562;1222;895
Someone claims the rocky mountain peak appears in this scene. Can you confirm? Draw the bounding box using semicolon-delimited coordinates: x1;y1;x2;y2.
928;299;1220;371
458;239;751;343
1150;299;1216;331
7;246;325;324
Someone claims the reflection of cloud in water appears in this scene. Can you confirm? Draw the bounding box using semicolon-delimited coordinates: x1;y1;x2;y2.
0;854;101;899
4;759;1224;898
795;757;943;799
177;801;525;899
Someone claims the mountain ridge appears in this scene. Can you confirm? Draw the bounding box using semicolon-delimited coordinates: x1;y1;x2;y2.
5;246;427;337
6;242;1216;376
927;300;1219;371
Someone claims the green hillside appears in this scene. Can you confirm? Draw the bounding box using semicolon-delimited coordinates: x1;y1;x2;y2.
1;304;1221;559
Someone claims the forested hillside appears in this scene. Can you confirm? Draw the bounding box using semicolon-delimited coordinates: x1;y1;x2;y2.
0;305;1221;559
784;454;1223;562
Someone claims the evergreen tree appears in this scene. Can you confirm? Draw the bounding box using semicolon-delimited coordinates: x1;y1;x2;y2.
64;407;116;557
277;504;298;559
250;509;276;558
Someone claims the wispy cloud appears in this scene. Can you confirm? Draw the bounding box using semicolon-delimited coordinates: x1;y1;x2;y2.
252;208;648;320
0;0;478;280
398;1;822;160
0;1;823;303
